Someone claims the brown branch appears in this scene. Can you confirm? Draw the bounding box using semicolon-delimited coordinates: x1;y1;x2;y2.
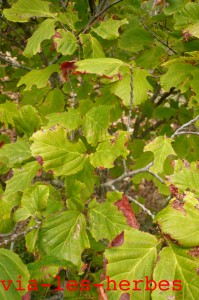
171;115;199;138
0;54;32;70
0;221;41;247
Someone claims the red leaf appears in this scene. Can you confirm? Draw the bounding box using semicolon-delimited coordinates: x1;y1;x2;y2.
110;231;124;247
36;155;44;166
53;31;61;50
0;141;5;148
22;291;31;300
120;293;130;300
115;194;139;229
61;60;77;81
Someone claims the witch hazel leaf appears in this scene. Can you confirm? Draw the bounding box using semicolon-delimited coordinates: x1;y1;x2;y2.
103;229;158;300
144;136;176;174
90;131;130;168
88;199;130;242
30;126;87;176
115;194;139;229
23;19;57;58
75;58;126;77
38;210;90;269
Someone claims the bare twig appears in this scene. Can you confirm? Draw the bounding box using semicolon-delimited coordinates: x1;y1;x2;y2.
139;18;177;55
172;131;199;136
101;162;153;187
0;221;41;247
147;170;165;184
78;0;123;35
171;115;199;138
0;54;32;71
109;185;155;219
127;194;155;219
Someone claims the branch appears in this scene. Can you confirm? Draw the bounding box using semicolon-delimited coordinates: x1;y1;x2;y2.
171;115;199;138
127;194;155;219
101;162;153;187
0;221;41;247
155;87;177;106
172;131;199;136
78;0;123;35
0;54;32;71
139;18;177;55
110;185;155;219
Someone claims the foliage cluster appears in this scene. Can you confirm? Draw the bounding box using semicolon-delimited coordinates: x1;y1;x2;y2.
0;0;199;299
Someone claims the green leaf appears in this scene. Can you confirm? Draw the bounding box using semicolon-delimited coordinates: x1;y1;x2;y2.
90;131;129;168
92;18;128;40
152;244;199;300
23;19;56;58
0;200;15;233
3;0;55;22
38;211;90;268
174;2;199;30
75;58;125;77
79;33;105;58
30;126;87;176
0;101;18;127
144;136;176;174
4;161;40;198
133;68;153;105
13;105;42;136
119;18;153;52
46;108;82;130
135;47;165;69
17;64;60;91
88;199;129;242
111;73;131;106
39;88;65;116
25;218;39;252
14;184;49;221
28;255;73;282
54;29;78;55
104;229;158;300
0;139;31;166
170;164;199;195
160;62;195;93
0;249;30;300
65;161;96;208
82;105;112;146
154;192;199;247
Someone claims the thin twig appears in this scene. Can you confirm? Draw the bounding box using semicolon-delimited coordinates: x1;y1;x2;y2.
172;131;199;136
171;115;199;138
127;194;155;219
0;221;41;247
110;185;155;219
78;0;123;35
101;162;153;187
147;170;165;184
139;18;177;54
0;54;32;71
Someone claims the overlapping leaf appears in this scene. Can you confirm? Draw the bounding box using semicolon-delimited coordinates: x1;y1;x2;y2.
144;136;176;174
152;244;199;300
0;249;30;300
154;192;199;247
38;211;89;268
3;0;55;22
104;229;158;300
30;126;87;175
